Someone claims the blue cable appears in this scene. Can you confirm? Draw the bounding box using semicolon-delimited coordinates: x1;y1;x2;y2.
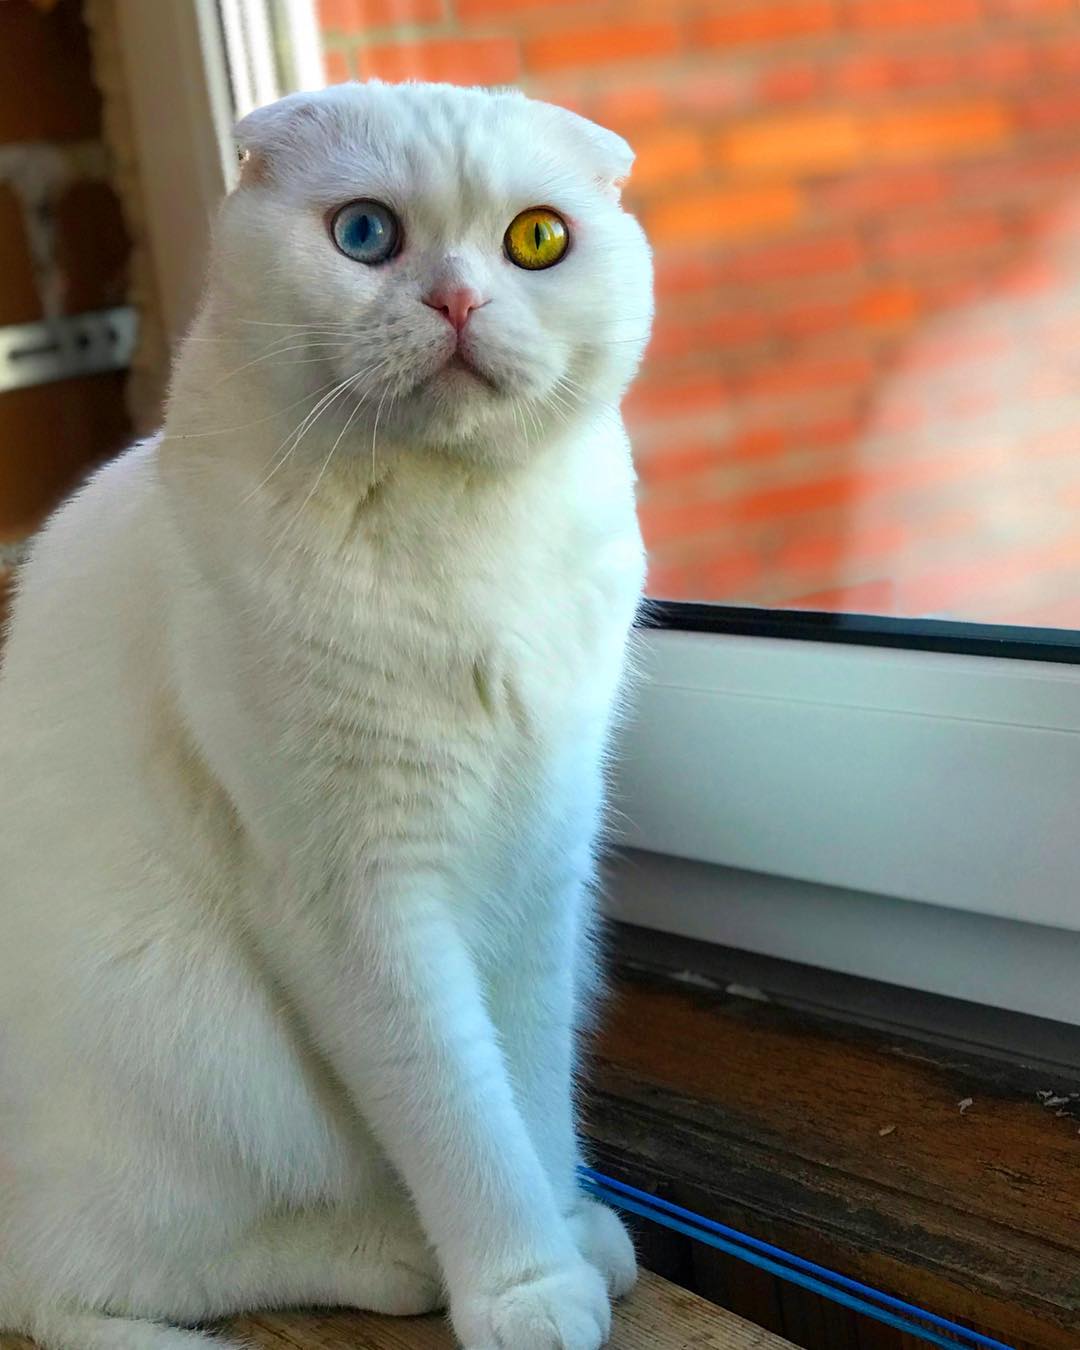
580;1167;1011;1350
580;1182;965;1350
579;1167;1015;1350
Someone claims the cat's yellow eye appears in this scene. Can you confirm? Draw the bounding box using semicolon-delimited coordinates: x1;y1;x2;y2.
504;208;570;271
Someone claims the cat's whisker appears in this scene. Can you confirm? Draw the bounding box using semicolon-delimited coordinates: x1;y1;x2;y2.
270;364;392;554
526;400;544;440
555;375;623;420
210;337;358;389
510;397;529;446
370;381;393;479
241;367;372;504
166;377;345;442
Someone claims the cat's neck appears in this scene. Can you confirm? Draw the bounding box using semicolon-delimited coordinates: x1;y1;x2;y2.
157;305;616;590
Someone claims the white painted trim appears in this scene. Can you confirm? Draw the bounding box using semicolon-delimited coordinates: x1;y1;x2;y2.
219;0;280;117
613;629;1080;932
218;0;258;118
607;849;1080;1027
112;0;237;341
276;0;328;94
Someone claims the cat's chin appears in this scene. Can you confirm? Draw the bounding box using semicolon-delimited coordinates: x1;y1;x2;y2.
439;352;500;392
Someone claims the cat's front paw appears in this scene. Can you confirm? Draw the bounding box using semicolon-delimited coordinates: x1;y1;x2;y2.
566;1199;637;1299
453;1259;610;1350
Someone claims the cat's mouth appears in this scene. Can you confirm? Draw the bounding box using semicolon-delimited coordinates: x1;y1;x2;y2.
437;349;500;393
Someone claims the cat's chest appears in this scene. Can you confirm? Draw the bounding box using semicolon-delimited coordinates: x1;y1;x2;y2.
297;530;634;731
290;467;636;711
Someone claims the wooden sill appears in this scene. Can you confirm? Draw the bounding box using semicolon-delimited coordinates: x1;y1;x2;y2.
0;1272;794;1349
584;930;1080;1350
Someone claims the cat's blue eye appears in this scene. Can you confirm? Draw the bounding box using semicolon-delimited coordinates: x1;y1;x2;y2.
330;200;401;264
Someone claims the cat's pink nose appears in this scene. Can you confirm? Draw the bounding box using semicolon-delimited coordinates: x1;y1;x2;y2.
423;286;486;333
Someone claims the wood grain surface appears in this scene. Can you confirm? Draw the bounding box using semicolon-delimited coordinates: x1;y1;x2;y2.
0;1271;794;1349
586;960;1080;1350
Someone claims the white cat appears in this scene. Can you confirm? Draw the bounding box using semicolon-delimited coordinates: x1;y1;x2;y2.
0;81;652;1350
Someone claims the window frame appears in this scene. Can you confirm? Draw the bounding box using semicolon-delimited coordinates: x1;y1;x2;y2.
618;626;1080;931
118;0;1080;1022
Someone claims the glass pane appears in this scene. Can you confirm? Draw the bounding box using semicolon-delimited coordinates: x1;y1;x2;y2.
307;1;1080;626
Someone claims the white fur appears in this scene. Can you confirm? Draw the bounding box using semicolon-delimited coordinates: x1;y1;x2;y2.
0;81;651;1350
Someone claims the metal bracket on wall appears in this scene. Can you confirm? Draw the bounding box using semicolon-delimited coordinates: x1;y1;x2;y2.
0;307;137;394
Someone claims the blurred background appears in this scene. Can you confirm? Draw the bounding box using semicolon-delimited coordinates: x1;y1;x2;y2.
3;0;1080;625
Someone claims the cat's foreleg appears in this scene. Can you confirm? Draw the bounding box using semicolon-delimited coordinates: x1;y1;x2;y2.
486;882;637;1301
257;879;612;1350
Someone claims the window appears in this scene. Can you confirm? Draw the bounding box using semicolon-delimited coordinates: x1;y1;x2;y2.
305;0;1080;630
113;0;1080;1026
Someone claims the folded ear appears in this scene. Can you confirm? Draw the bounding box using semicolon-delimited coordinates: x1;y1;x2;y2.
540;102;635;198
233;89;341;187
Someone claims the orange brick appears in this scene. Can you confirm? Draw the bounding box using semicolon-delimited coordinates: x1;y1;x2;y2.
790;580;897;613
1021;88;1080;132
356;0;444;25
732;474;863;525
774;295;851;338
892;50;960;87
700;552;763;596
317;0;356;27
323;48;351;82
871;100;1012;160
758;63;820;102
818;166;947;215
896;327;1009;372
777;521;910;574
524;22;680;74
654;254;731;296
741;353;874;399
728;428;791;462
631;129;706;186
590;85;668;134
320;0;443;26
357;36;520;84
836;49;966;95
646;184;802;244
457;0;583;15
1043;33;1080;76
639;441;723;486
625;374;727;424
795;413;863;449
718;112;864;175
695;0;836;47
724;232;863;283
1000;258;1059;297
991;0;1072;12
638;497;728;546
849;0;979;27
833;52;893;96
644;557;692;599
672;70;752;116
970;38;1033;83
648;310;768;360
880;213;1007;262
858;282;920;327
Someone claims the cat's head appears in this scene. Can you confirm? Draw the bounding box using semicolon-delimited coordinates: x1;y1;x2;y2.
215;81;652;463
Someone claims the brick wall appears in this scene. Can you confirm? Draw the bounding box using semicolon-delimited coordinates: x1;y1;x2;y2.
0;0;131;622
320;0;1080;624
